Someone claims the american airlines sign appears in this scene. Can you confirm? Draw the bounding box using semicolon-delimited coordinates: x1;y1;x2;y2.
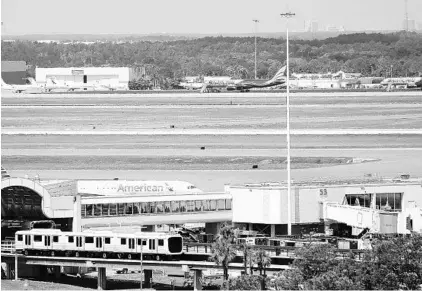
117;184;166;193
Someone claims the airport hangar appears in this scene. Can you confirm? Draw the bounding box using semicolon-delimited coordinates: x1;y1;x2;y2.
2;168;422;238
35;67;130;90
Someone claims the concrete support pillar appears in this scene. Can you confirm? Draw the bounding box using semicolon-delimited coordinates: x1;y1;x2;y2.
14;255;18;280
73;194;82;232
271;224;276;237
97;267;107;290
194;269;203;291
248;223;253;231
53;266;61;279
144;269;152;288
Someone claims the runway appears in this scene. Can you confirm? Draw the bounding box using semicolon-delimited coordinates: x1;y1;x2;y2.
2;91;422;191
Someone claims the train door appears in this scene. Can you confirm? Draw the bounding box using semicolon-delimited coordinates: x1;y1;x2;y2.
25;234;31;248
95;237;103;251
44;235;51;249
128;238;135;253
76;236;83;249
149;239;156;252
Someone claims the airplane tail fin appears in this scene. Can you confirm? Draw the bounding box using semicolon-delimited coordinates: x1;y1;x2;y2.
27;77;37;85
267;65;287;83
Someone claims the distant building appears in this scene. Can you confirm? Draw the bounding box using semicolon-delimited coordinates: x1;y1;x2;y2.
403;19;417;31
418;22;422;30
35;67;130;90
311;21;319;33
1;61;27;84
325;25;345;32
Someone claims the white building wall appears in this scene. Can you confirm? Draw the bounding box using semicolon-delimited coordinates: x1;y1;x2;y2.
230;182;422;226
35;67;130;89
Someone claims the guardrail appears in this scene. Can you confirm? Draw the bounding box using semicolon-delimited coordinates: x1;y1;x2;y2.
1;240;15;253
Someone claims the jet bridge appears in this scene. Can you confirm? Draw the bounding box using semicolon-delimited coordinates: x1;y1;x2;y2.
323;202;398;234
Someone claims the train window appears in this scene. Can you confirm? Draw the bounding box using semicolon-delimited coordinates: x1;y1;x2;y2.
121;238;127;245
225;199;232;210
105;238;111;244
34;235;42;242
140;202;149;214
81;205;86;217
168;237;183;253
17;235;23;241
85;237;94;244
109;204;117;216
137;239;147;246
158;239;164;246
68;236;74;243
217;199;225;210
53;236;59;243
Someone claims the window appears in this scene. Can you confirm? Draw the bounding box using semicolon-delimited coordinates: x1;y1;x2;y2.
141;202;150;214
171;201;180;213
94;204;102;216
217;199;225;210
102;204;110;216
34;235;42;242
109;204;117;216
81;205;86;217
85;237;94;244
121;238;126;245
376;193;402;211
180;201;187;212
17;235;23;241
86;204;93;216
164;202;171;213
158;239;164;246
118;204;125;215
68;236;74;243
195;201;202;212
210;200;217;211
345;194;372;208
156;202;164;213
53;236;59;243
125;203;133;215
225;199;232;210
133;203;140;215
150;202;156;214
105;238;111;244
203;200;210;211
187;201;195;212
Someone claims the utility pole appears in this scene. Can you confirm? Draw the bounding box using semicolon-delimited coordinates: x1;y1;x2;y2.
280;11;295;236
253;19;259;79
404;0;409;31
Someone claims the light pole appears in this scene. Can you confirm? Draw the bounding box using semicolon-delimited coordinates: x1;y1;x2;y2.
280;12;295;236
253;19;259;79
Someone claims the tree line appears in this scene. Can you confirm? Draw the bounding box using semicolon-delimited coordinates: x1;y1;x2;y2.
2;32;422;89
209;224;422;290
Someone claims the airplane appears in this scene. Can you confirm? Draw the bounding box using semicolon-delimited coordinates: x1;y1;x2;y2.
201;65;288;93
1;77;45;93
380;77;422;89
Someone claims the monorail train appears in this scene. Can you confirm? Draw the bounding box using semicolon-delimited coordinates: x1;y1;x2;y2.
15;229;183;260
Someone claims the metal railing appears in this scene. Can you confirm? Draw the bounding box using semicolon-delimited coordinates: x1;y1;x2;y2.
1;240;16;253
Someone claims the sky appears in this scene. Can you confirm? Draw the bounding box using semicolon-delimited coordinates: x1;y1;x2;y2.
1;0;422;35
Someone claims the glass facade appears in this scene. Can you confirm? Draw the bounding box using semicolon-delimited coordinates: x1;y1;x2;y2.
345;193;402;211
81;198;232;218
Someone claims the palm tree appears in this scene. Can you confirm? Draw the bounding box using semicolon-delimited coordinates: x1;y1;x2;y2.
254;249;272;290
237;242;253;275
210;224;237;282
